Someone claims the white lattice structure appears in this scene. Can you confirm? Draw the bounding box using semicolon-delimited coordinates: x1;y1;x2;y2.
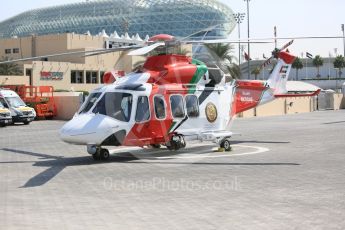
0;0;235;39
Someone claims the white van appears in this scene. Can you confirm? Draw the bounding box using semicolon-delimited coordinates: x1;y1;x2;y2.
0;89;36;125
0;100;12;127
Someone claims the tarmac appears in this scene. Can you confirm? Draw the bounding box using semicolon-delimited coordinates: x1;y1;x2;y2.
1;110;345;230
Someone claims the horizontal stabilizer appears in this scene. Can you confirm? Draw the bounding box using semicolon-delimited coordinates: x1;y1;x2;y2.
274;89;321;98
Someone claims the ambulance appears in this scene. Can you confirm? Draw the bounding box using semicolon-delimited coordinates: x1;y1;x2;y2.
0;100;12;127
0;89;36;125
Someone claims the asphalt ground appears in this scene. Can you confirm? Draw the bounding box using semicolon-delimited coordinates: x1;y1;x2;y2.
1;110;345;230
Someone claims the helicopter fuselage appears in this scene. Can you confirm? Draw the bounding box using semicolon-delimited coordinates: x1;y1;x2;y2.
60;51;297;157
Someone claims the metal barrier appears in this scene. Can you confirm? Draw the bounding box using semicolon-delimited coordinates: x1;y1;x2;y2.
317;91;334;110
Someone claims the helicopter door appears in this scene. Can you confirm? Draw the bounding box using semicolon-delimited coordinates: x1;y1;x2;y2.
131;96;152;145
169;95;186;132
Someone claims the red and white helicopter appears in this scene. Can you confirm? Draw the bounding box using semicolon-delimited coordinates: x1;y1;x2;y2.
56;34;321;160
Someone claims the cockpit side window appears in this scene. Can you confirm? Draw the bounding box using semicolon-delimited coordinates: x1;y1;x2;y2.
93;92;133;122
80;93;101;114
135;96;150;122
154;95;166;119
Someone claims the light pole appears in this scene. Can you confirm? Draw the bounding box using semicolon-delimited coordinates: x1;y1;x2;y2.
341;24;345;57
232;13;245;66
244;0;251;79
274;26;277;49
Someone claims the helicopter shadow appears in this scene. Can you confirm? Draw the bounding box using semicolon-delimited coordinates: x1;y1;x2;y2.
1;140;296;188
0;148;139;188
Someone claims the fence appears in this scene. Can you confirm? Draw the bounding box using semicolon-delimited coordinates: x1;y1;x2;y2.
239;93;344;118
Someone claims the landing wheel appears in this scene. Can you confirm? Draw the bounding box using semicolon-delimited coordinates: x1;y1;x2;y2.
100;148;110;161
91;148;110;161
220;138;232;152
167;134;186;151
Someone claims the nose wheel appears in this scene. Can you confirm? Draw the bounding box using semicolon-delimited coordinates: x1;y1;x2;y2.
92;148;110;161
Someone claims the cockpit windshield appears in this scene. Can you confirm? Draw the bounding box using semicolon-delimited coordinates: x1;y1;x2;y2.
93;92;133;122
79;93;102;114
5;97;26;108
0;101;4;108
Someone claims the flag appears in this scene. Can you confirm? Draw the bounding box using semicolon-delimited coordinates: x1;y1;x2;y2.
244;52;252;61
306;52;313;59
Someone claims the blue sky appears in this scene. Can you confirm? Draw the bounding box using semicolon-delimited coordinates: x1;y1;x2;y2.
1;0;345;59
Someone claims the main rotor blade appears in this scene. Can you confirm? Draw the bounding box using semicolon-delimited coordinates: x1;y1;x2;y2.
84;45;142;57
263;36;344;40
184;35;343;44
185;39;272;44
0;46;137;64
128;42;165;56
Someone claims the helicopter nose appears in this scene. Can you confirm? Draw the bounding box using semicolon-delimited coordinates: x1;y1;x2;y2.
59;114;115;145
60;115;91;144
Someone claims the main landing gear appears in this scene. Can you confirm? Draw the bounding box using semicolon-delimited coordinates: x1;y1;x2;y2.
166;134;186;151
88;146;110;161
220;138;232;152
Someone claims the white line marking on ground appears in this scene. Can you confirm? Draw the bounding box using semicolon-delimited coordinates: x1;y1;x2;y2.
149;145;269;159
109;144;270;160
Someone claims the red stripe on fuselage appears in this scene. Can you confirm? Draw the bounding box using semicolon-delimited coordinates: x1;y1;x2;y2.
123;84;189;147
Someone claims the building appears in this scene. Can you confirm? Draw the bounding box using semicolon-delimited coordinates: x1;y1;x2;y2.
0;33;147;91
0;0;236;92
0;0;235;40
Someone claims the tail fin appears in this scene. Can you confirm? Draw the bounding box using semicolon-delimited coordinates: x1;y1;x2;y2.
232;51;296;115
266;52;296;95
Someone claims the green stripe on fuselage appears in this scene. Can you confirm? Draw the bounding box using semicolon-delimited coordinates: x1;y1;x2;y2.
188;59;208;94
168;121;177;133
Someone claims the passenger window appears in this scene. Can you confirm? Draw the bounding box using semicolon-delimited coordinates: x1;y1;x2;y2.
170;95;185;118
185;95;199;117
136;96;150;122
154;96;166;119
